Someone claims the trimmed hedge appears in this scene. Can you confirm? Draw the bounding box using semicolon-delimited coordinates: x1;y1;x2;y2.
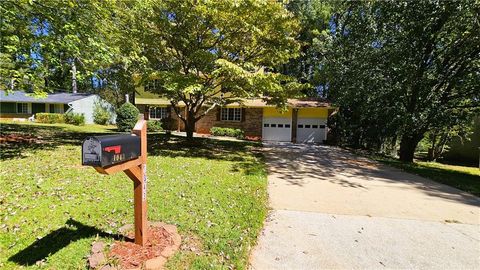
210;127;244;139
147;120;163;133
65;112;85;126
36;113;65;124
116;103;139;132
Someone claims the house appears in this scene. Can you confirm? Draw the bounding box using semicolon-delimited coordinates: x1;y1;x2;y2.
135;87;335;143
0;90;115;124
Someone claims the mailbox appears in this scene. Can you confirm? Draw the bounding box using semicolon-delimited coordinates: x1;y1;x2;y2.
82;135;141;167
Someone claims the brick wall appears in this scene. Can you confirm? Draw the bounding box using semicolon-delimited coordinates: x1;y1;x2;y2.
195;107;263;137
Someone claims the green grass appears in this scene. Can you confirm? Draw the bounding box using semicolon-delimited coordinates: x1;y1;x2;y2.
0;121;268;269
370;155;480;197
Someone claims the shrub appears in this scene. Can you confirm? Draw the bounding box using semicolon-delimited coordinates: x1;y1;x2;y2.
35;113;64;124
64;112;85;126
93;103;112;125
116;103;139;132
210;127;244;139
147;120;163;133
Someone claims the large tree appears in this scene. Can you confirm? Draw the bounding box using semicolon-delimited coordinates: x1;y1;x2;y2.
134;0;302;139
326;0;480;162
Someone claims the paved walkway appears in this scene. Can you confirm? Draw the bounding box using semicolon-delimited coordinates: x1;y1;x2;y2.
250;143;480;269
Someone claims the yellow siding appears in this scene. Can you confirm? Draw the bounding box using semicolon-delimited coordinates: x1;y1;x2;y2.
263;107;292;118
297;108;329;118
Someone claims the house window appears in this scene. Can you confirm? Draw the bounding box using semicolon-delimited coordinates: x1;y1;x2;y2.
149;107;168;119
17;103;30;114
145;79;160;91
221;108;241;121
53;104;63;113
48;104;63;113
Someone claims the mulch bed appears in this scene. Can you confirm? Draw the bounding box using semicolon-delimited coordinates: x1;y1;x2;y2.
108;224;179;269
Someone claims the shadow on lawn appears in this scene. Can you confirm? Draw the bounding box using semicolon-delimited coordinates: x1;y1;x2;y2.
147;133;265;175
9;219;129;266
0;123;116;160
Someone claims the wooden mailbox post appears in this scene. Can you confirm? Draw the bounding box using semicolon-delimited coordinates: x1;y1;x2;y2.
82;119;148;246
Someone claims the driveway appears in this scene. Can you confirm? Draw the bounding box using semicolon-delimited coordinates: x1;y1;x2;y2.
250;143;480;269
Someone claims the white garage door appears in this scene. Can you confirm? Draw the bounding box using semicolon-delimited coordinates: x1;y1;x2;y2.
296;118;327;143
262;117;292;142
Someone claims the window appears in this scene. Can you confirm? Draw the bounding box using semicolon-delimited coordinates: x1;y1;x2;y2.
278;124;284;128
298;124;303;128
305;125;311;128
17;103;30;114
221;108;241;121
312;125;318;129
320;125;326;129
271;124;277;127
285;124;291;128
47;104;63;113
52;104;63;113
264;124;269;127
149;107;168;119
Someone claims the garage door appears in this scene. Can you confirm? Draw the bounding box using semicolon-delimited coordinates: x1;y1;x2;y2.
262;117;292;142
296;118;327;143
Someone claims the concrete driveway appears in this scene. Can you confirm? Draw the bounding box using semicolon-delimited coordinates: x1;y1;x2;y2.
250;143;480;269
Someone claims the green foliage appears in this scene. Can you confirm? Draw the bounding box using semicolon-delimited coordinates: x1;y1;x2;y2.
325;0;480;161
283;0;333;96
0;0;123;94
210;127;244;139
116;103;139;132
132;0;302;138
147;120;163;133
93;103;112;125
35;113;64;124
64;112;85;126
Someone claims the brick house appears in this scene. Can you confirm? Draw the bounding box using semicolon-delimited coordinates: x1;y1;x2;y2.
135;88;335;143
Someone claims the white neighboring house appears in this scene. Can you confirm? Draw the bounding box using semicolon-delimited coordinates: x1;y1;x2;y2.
0;90;116;124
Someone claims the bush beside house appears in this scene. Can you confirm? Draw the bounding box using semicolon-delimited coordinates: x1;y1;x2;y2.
210;127;244;139
36;113;65;124
93;103;113;125
147;120;163;133
64;112;85;126
116;103;139;132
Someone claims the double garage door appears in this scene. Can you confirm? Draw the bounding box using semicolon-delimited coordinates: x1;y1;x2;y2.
262;117;327;143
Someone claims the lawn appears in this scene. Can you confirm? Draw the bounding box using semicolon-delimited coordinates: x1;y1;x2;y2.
0;121;268;269
371;155;480;197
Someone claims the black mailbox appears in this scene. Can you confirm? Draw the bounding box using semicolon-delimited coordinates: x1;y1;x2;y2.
82;135;141;167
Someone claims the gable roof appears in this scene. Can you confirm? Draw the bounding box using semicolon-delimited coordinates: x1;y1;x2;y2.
0;90;94;104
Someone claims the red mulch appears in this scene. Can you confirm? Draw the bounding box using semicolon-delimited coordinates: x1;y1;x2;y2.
109;226;174;269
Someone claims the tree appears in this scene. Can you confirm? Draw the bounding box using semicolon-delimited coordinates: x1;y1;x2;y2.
0;0;121;94
283;0;332;97
326;0;480;162
134;0;302;139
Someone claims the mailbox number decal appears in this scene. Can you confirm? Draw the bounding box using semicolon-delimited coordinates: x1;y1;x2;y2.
104;145;126;162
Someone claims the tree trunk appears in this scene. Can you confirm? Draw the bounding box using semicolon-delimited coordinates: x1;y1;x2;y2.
399;133;424;162
71;60;77;93
185;111;196;140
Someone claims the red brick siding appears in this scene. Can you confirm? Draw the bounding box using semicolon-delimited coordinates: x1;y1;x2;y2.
195;107;263;137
